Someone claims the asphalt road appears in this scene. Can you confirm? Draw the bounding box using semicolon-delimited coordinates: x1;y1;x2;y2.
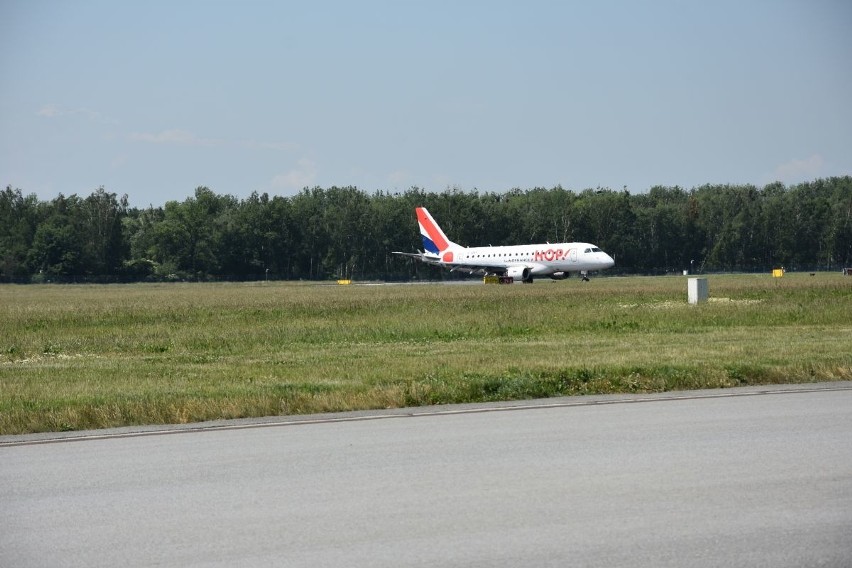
2;384;851;567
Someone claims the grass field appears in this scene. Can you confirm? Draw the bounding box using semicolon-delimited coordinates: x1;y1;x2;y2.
2;273;851;434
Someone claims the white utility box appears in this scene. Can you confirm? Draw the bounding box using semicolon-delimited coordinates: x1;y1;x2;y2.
688;277;708;304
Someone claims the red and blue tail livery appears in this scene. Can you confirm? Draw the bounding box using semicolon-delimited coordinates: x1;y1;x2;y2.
416;207;451;255
394;207;614;282
415;207;456;263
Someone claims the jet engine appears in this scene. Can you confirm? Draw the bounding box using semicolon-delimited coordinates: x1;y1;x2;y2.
506;266;530;282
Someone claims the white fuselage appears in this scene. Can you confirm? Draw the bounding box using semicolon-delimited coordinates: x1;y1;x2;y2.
394;207;616;282
435;242;615;276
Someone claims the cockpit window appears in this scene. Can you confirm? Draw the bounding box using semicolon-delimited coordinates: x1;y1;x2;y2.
584;248;592;253
591;247;602;253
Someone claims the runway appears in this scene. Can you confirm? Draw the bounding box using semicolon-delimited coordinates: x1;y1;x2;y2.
2;383;851;567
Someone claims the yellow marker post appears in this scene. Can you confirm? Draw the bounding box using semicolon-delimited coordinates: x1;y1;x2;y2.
772;269;784;278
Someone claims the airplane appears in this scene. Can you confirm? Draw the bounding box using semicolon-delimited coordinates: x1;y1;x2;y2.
393;207;615;283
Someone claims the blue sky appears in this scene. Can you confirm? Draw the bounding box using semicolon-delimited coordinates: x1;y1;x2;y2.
2;0;850;207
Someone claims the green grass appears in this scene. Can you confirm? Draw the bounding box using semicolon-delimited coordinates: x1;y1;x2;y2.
1;273;850;434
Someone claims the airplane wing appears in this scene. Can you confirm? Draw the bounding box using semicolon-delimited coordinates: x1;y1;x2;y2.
391;251;506;274
393;251;535;276
391;251;442;265
393;252;511;275
443;261;510;275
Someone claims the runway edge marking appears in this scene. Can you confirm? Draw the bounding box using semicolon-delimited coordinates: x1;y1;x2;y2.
3;383;851;447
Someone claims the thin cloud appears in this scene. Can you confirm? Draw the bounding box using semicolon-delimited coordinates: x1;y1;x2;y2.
237;139;299;152
36;104;116;124
387;170;410;185
130;129;222;147
111;155;128;169
129;131;296;151
36;104;61;117
270;158;317;191
768;155;825;184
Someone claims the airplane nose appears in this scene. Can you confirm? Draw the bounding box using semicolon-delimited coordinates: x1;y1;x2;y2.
603;254;615;269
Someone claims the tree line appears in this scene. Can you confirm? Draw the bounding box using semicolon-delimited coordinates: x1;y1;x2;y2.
1;177;850;283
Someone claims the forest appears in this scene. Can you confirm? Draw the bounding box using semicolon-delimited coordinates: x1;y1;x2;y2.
1;177;850;283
